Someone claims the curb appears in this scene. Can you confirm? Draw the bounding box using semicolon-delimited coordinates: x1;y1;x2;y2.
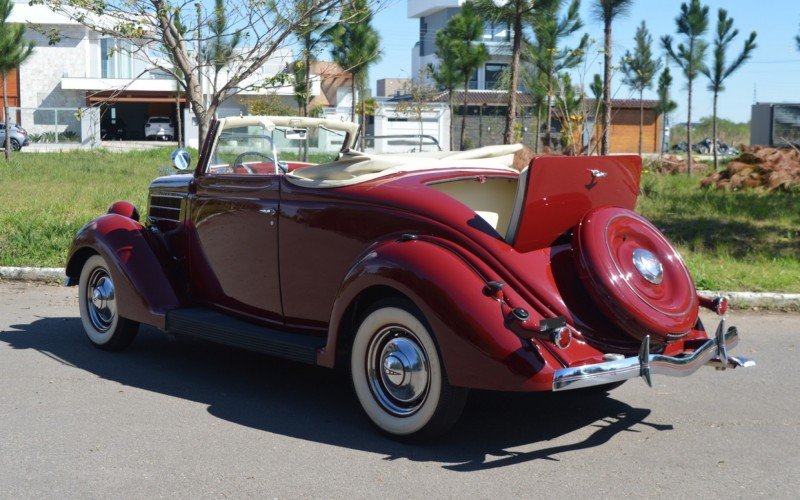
0;266;66;283
1;266;799;310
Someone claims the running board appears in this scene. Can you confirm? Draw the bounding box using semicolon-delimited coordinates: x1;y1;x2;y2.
165;308;324;364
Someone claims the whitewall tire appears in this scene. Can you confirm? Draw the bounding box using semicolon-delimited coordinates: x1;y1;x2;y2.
78;255;139;351
350;299;468;440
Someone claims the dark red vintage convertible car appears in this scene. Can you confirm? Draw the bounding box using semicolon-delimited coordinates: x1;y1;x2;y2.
66;116;754;439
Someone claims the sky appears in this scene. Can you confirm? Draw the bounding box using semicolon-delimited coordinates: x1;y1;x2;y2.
368;0;800;123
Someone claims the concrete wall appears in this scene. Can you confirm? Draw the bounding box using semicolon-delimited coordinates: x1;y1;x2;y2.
18;25;87;135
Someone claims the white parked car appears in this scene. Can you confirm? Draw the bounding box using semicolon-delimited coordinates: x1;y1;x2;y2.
144;117;175;141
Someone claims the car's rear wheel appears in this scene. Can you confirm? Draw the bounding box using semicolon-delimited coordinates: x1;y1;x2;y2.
78;255;139;351
10;138;21;151
350;298;468;440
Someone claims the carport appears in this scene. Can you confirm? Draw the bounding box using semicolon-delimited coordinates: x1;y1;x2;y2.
89;91;185;141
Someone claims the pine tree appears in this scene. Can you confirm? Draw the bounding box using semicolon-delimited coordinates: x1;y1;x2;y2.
448;2;489;150
329;0;382;128
528;0;588;149
0;0;34;160
701;9;756;171
592;0;635;155
431;27;464;151
473;0;541;145
620;21;660;156
654;67;677;157
662;0;710;175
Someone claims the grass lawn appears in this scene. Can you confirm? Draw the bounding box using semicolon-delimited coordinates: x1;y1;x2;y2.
1;150;798;292
0;149;171;268
636;172;799;292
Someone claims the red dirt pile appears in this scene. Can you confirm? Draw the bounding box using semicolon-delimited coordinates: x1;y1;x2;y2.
645;155;691;175
701;146;800;191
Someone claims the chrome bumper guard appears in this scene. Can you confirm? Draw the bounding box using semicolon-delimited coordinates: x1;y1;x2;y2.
552;319;756;391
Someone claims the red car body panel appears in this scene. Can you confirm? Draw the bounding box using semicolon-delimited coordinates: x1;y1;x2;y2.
67;214;184;328
511;155;641;252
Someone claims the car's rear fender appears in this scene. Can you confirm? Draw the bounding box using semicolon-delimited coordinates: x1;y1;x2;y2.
65;213;184;329
320;237;564;391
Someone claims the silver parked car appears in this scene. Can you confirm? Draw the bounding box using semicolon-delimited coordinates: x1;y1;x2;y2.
144;116;175;141
0;122;30;151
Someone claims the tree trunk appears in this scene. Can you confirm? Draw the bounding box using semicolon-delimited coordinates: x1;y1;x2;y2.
175;93;183;147
544;74;554;149
478;104;483;147
638;89;644;156
503;11;523;145
303;36;311;119
360;100;366;149
534;103;541;154
448;88;454;151
601;20;612;155
3;76;10;161
712;90;719;171
303;42;311;162
686;74;693;176
351;75;357;123
460;77;469;150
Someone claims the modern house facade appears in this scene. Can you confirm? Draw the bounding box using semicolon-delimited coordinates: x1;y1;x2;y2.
409;0;512;90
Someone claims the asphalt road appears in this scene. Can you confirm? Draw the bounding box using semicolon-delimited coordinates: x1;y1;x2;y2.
1;281;798;498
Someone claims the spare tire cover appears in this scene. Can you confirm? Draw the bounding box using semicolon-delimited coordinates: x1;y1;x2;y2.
573;206;699;343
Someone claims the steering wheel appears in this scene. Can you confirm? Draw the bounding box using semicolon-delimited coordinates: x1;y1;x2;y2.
232;151;276;174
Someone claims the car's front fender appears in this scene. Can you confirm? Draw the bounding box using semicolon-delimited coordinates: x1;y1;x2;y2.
65;214;184;329
319;238;563;391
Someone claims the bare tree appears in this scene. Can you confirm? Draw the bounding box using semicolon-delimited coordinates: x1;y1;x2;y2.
37;0;355;146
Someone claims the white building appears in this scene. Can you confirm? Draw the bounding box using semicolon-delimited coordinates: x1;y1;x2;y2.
371;101;450;153
409;0;513;90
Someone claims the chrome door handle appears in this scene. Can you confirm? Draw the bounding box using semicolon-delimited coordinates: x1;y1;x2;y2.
259;208;277;216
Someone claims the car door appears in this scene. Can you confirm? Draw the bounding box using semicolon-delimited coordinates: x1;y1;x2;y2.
187;172;283;324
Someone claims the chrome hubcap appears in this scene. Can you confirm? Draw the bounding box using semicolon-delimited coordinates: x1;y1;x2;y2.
86;269;116;332
367;326;430;417
632;248;664;285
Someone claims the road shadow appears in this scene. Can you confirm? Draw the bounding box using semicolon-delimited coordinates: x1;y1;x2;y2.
1;317;672;471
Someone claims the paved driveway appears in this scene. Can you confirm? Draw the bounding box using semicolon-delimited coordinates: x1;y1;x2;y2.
1;281;798;498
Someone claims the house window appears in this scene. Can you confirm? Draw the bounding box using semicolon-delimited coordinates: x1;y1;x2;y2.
483;21;511;42
419;18;428;56
101;38;135;79
484;63;507;89
468;69;478;90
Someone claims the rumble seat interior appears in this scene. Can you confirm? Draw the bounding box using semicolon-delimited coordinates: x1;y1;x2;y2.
428;177;519;237
284;144;523;188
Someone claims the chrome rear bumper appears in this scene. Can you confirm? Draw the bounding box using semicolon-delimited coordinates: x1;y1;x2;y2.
552;319;755;391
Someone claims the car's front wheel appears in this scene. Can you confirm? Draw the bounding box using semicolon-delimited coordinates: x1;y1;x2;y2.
78;255;139;351
350;298;468;440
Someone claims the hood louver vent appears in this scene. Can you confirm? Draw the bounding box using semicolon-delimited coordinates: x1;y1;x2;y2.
148;193;183;222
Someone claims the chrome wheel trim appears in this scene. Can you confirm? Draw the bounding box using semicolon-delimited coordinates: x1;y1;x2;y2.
632;248;664;285
366;326;431;417
85;267;116;333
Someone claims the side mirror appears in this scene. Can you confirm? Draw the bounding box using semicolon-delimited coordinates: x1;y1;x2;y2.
171;148;192;171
